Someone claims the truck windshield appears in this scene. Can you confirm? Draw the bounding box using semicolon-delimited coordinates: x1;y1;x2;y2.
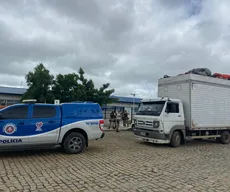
136;101;165;116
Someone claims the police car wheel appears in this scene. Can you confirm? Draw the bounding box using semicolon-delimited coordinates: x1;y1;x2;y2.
63;132;86;154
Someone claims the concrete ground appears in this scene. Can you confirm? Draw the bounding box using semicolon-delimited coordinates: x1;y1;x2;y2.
0;131;230;192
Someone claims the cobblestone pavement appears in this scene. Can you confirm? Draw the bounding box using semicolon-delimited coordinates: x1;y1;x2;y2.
1;131;230;192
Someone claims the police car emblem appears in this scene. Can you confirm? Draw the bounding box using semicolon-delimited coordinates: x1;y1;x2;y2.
3;123;17;135
35;122;43;131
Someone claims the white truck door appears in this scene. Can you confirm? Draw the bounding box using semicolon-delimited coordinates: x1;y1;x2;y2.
163;101;184;134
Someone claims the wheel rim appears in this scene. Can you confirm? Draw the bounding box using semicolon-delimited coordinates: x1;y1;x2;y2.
69;137;82;151
224;133;230;141
175;134;181;144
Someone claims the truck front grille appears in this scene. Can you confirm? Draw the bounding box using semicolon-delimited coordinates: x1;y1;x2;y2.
137;120;153;127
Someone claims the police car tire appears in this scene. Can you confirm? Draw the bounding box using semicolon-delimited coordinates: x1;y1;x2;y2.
63;132;86;154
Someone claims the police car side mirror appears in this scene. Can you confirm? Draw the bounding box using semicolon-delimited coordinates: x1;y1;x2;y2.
0;113;4;119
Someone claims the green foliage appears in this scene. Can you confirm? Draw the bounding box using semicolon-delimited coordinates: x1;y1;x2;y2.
22;63;116;105
21;63;54;103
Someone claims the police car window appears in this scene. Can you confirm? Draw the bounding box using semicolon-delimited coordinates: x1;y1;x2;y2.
33;106;56;118
2;106;28;119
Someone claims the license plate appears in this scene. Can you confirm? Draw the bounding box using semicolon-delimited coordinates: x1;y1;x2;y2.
140;132;146;136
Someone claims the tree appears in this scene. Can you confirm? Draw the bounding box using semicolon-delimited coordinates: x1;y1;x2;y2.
22;64;116;105
22;63;54;103
94;83;115;106
52;67;116;105
52;73;79;102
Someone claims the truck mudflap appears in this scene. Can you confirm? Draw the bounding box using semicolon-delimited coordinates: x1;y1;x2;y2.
135;136;170;144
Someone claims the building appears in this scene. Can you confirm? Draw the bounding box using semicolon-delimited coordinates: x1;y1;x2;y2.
0;86;27;105
0;86;142;108
107;95;142;108
102;95;142;120
0;86;142;121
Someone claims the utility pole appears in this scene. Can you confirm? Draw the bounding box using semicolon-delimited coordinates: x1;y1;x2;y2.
130;93;136;122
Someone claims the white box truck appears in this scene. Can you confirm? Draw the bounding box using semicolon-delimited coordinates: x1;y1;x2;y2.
133;73;230;147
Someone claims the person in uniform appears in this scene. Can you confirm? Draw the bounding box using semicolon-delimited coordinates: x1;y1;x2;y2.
115;111;122;132
108;110;117;129
122;110;129;127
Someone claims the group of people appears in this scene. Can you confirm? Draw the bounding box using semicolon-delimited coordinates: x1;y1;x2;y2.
108;110;129;132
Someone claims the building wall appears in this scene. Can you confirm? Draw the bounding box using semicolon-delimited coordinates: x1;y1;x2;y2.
103;102;140;123
107;102;140;108
0;94;21;105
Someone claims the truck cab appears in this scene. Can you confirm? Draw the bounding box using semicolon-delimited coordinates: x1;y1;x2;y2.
133;97;185;147
0;100;105;154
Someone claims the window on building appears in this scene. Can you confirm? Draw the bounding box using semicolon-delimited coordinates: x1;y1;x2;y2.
0;100;20;106
7;100;17;105
0;100;6;105
32;106;56;118
2;106;28;119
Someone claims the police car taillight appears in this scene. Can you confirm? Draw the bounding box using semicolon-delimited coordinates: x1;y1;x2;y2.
99;120;104;131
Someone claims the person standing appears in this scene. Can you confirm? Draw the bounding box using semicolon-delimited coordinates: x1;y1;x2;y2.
123;110;129;127
115;111;122;132
108;110;116;129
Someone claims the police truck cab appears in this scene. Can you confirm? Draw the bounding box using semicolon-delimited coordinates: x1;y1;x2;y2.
0;99;105;154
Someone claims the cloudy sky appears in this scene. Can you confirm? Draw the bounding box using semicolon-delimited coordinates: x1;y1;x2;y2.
0;0;230;98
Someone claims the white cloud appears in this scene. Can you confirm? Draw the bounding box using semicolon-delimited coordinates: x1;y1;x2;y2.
0;0;230;98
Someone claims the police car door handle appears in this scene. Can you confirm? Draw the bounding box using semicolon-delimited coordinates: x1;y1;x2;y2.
18;122;25;125
48;120;55;123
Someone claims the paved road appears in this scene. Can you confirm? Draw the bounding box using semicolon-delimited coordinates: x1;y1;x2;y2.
0;131;230;192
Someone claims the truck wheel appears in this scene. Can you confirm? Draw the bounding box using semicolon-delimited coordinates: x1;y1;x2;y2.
170;131;181;147
63;132;86;154
220;131;230;144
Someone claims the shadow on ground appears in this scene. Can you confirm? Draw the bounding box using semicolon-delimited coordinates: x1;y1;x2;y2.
137;138;221;148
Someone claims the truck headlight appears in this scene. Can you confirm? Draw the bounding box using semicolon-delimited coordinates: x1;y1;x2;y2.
153;121;159;128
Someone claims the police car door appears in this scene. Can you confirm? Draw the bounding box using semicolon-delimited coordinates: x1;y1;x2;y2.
0;105;30;147
29;105;61;145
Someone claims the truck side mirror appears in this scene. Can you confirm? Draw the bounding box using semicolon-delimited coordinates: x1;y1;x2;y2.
165;108;169;114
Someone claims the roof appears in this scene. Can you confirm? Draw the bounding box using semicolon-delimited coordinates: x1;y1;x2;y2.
0;86;27;95
109;95;142;103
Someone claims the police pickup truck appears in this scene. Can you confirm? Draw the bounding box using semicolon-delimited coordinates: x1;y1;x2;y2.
0;99;105;154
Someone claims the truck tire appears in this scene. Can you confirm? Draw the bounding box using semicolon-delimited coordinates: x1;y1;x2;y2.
63;132;86;154
170;131;181;147
220;131;230;144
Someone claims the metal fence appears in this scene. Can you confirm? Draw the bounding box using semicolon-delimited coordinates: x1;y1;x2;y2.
101;106;125;119
101;105;139;120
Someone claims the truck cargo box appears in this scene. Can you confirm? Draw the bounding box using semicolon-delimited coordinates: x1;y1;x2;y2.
158;74;230;130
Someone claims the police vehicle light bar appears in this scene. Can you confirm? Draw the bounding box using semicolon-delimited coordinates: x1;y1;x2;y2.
22;99;37;104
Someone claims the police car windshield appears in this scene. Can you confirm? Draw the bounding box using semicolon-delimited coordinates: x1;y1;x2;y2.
136;101;165;116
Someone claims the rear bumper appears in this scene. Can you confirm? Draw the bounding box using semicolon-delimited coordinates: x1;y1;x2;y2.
133;128;170;144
